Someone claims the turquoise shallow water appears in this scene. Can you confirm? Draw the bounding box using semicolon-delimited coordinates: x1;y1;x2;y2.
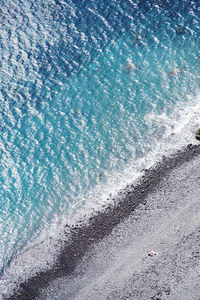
0;0;200;284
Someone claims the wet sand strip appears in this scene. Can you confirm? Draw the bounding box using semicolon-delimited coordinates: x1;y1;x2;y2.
8;143;200;300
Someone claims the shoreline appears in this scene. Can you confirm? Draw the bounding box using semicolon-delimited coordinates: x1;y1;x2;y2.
7;143;200;299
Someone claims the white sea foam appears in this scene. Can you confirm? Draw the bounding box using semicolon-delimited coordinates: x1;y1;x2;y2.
1;0;200;297
1;92;200;298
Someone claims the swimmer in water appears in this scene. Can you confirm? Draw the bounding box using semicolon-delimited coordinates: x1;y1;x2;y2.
124;59;139;74
176;26;186;35
169;69;180;77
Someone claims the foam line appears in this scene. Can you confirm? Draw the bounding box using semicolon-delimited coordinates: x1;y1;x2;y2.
6;143;200;299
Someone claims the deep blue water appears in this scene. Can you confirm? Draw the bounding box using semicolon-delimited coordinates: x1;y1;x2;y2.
0;0;200;293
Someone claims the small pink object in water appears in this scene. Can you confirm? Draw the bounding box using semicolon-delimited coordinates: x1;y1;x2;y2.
169;69;180;76
148;250;158;256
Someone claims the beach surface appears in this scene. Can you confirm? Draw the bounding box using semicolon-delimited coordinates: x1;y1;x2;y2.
8;144;200;299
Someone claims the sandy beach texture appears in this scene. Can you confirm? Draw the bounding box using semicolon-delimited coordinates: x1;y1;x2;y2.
8;144;200;300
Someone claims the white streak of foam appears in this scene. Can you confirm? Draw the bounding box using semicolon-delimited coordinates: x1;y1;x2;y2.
0;93;200;297
67;92;200;226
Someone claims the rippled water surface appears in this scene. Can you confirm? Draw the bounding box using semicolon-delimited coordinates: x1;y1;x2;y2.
0;0;200;290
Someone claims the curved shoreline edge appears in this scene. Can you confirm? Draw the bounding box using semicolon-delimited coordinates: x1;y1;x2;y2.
7;143;200;300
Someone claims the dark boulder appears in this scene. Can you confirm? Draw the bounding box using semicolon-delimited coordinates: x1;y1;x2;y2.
195;129;200;141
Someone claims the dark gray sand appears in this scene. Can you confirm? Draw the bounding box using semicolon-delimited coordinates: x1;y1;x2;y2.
8;144;200;300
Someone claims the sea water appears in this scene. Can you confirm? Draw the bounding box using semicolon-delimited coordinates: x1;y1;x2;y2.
0;0;200;296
